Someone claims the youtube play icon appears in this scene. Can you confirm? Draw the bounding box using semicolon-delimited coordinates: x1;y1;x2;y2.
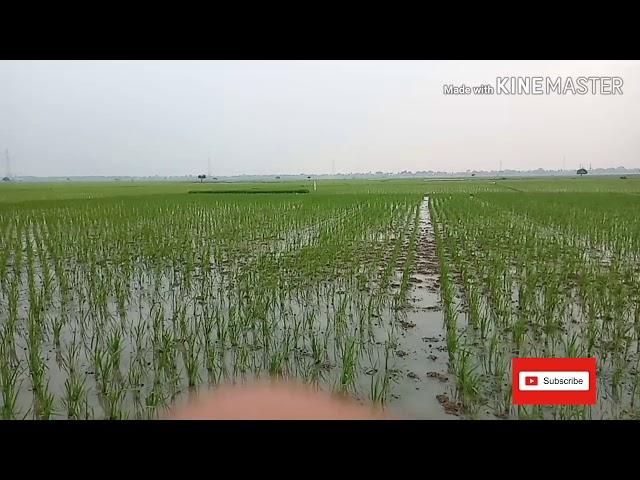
525;376;538;386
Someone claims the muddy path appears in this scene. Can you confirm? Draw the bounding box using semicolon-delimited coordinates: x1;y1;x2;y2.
387;196;459;419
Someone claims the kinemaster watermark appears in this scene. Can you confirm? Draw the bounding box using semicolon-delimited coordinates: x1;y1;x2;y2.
443;76;624;95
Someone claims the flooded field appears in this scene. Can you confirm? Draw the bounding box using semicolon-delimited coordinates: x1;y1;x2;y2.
1;177;640;419
430;182;640;419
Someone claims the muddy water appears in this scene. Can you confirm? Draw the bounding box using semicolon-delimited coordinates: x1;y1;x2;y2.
440;196;640;419
386;197;457;419
1;197;459;419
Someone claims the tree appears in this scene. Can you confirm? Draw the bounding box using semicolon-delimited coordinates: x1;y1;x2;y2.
577;168;588;177
197;174;206;183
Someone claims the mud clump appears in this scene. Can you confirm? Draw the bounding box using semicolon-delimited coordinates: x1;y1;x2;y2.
422;336;440;343
400;320;416;329
426;371;448;382
436;394;462;416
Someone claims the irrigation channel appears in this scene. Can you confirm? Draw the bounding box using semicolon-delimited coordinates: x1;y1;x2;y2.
388;196;457;419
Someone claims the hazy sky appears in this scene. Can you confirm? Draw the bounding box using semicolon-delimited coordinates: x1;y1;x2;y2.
1;60;639;177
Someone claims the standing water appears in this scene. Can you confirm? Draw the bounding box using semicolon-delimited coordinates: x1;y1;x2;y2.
387;196;457;419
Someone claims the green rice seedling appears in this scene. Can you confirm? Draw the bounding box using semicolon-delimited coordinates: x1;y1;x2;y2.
339;337;358;394
127;357;144;392
27;346;46;397
562;332;583;358
62;373;87;420
94;347;113;394
553;405;589;420
37;381;56;420
106;326;124;373
467;284;481;329
144;375;168;415
131;321;147;356
0;362;23;420
452;349;481;415
52;316;66;350
630;357;640;408
445;327;459;364
633;303;640;350
492;355;510;417
205;339;220;378
512;317;527;355
477;304;491;341
611;354;626;401
311;332;328;367
584;311;600;357
183;340;202;388
369;371;387;405
369;345;392;405
60;335;81;377
6;278;20;332
268;348;287;378
394;206;420;307
103;383;127;420
482;331;500;376
236;344;252;375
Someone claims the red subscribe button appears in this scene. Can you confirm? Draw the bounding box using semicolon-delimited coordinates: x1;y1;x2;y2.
512;358;596;405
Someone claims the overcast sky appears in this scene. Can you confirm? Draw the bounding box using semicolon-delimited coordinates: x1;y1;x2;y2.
1;60;638;177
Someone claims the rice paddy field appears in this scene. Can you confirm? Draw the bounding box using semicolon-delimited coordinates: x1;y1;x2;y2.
1;176;639;419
